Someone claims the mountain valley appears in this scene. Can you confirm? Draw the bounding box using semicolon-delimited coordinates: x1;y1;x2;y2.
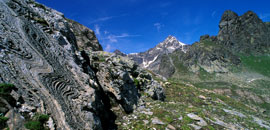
0;0;270;130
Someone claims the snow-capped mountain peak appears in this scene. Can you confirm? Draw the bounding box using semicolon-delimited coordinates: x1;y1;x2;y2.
156;35;187;53
127;35;189;70
163;35;185;46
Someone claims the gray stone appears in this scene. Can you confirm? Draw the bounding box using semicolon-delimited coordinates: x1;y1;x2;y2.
10;90;20;101
143;120;149;124
140;111;153;115
167;124;176;130
46;117;55;130
205;117;238;130
188;124;202;130
178;116;183;120
252;116;270;129
152;117;165;125
223;109;246;118
187;113;202;121
187;113;207;127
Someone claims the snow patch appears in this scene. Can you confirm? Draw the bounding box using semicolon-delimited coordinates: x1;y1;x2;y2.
129;52;138;55
178;41;186;46
167;46;176;50
143;55;159;68
247;78;260;83
156;47;162;50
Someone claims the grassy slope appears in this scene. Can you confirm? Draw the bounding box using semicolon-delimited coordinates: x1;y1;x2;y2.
115;78;269;130
114;48;270;129
170;52;270;113
240;55;270;77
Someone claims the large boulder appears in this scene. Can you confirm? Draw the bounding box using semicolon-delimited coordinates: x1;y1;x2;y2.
89;52;165;112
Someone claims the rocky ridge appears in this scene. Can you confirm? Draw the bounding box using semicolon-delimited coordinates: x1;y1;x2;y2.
0;0;164;129
157;10;270;76
217;10;270;53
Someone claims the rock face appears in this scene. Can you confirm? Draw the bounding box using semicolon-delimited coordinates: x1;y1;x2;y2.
217;10;270;53
175;36;241;73
0;0;164;129
89;51;165;106
0;0;109;129
128;36;188;76
67;19;103;52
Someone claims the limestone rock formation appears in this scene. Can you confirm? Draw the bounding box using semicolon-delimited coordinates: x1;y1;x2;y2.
0;0;164;129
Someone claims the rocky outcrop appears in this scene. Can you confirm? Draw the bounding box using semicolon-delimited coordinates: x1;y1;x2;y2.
266;22;270;30
67;19;103;51
0;0;111;129
176;37;241;73
89;52;165;109
157;54;177;78
180;10;270;73
0;0;164;129
217;10;270;53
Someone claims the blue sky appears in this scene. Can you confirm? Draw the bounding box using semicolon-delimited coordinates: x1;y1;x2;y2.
36;0;270;54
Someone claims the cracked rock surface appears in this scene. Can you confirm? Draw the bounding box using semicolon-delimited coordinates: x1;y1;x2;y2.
0;0;164;129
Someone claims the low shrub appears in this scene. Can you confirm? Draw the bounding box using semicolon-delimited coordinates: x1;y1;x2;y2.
0;83;15;94
24;121;42;130
0;116;9;129
24;114;50;130
37;114;49;123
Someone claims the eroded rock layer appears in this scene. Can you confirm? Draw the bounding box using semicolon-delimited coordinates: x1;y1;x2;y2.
0;0;164;129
